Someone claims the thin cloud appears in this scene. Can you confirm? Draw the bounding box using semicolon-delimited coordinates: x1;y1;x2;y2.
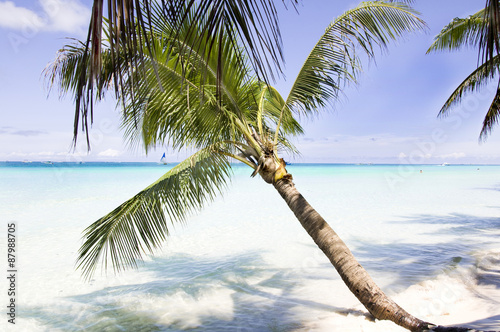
0;1;35;30
11;130;48;137
98;149;122;157
439;152;466;159
0;127;48;136
36;151;55;156
0;0;90;34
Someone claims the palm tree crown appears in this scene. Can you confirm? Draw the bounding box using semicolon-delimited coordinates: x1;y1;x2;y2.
70;0;296;148
46;0;425;279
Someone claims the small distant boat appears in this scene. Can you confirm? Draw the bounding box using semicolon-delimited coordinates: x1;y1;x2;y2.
42;161;53;165
159;153;168;165
439;162;450;166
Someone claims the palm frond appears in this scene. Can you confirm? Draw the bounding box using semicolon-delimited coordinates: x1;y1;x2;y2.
429;1;500;141
478;0;500;73
252;83;303;138
386;0;415;3
275;135;301;157
43;39;119;148
47;6;252;155
427;10;485;53
438;54;500;117
120;50;233;152
285;1;426;116
480;83;500;141
118;19;252;153
73;0;290;149
44;39;117;101
77;144;233;279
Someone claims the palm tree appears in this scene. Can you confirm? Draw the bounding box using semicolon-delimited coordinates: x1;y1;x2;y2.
427;1;500;141
46;2;466;331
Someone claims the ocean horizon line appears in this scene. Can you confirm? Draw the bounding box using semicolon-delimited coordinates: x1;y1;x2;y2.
1;160;500;167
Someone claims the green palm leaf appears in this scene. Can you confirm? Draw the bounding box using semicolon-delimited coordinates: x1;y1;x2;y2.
254;84;303;137
120;42;239;153
481;85;500;140
115;5;265;154
123;59;254;155
428;3;500;140
438;55;500;119
285;1;426;116
77;145;232;279
44;40;118;100
478;0;500;73
427;10;485;53
43;39;117;147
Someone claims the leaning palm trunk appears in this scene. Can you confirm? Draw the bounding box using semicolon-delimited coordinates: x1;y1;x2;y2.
257;157;430;331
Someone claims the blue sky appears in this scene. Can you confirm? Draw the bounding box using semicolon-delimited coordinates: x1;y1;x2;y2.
1;0;499;164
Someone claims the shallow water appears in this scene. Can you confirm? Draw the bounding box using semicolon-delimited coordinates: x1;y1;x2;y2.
1;162;499;331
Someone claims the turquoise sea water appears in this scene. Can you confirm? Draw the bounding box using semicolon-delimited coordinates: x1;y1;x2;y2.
1;162;500;331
